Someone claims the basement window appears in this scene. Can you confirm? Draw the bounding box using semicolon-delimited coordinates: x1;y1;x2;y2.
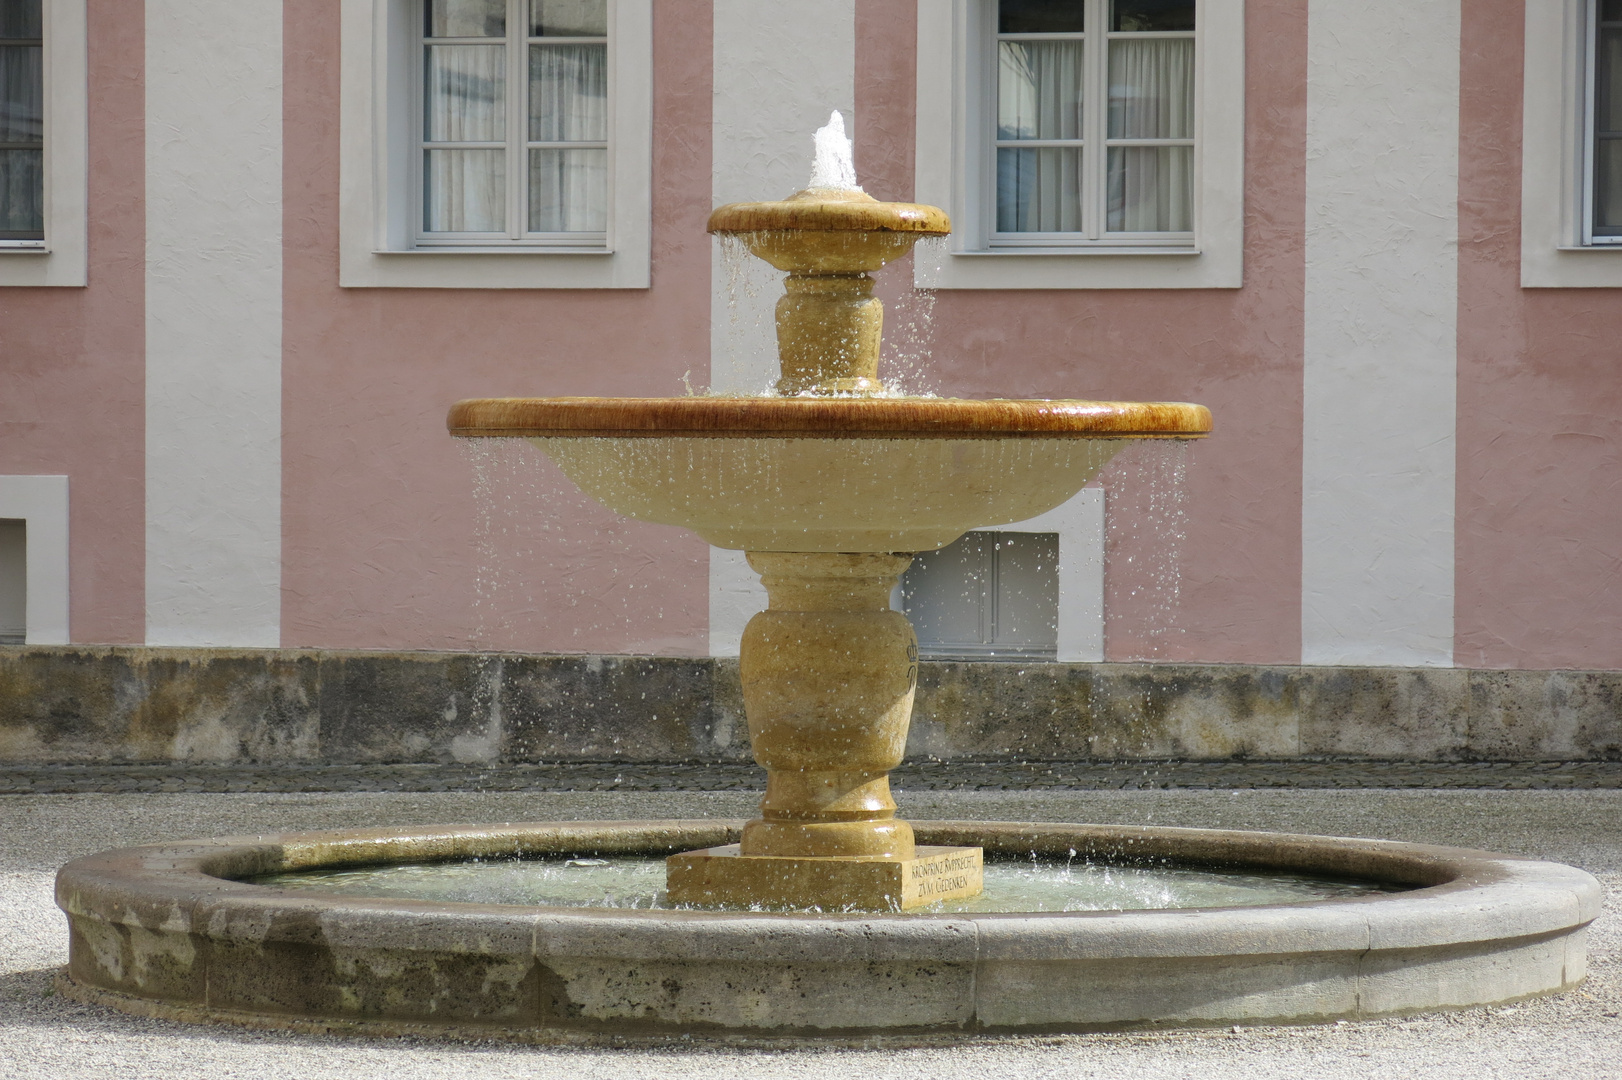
902;531;1059;660
0;518;23;644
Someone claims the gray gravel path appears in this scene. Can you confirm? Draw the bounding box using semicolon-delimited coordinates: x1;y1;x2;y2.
2;789;1618;1078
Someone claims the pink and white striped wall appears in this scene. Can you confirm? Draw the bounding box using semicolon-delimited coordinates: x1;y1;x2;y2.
0;0;1618;670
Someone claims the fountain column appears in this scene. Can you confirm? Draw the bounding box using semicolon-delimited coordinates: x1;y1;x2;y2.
738;552;917;859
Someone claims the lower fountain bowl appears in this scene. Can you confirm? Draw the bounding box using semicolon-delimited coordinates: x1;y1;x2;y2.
55;820;1598;1045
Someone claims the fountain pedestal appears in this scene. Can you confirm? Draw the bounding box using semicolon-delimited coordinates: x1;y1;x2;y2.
666;552;982;910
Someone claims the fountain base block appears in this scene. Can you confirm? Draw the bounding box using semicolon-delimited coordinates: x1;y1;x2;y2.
665;844;983;911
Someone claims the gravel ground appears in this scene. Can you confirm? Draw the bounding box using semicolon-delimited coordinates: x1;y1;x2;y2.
2;788;1618;1079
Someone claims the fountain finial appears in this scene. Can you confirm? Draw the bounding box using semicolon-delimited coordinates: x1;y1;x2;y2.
808;110;862;192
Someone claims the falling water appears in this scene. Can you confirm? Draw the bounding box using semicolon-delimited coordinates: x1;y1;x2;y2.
1099;439;1192;662
459;437;703;658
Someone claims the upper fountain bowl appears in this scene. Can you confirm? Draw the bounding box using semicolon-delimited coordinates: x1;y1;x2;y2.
448;397;1211;551
708;189;950;274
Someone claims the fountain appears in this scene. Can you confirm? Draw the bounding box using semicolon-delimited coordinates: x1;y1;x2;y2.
53;116;1598;1041
448;113;1208;911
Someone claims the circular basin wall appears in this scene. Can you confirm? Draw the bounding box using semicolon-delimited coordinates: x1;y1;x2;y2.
55;820;1599;1043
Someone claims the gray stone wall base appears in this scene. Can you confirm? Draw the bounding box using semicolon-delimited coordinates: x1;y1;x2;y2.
2;646;1618;766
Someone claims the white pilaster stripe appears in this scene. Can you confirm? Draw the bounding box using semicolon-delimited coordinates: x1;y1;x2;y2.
145;0;284;647
1301;0;1458;666
708;0;856;656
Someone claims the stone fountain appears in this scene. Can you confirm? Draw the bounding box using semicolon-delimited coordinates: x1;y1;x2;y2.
52;118;1598;1041
448;115;1208;911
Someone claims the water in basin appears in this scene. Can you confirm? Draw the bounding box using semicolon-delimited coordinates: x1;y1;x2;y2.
253;855;1403;913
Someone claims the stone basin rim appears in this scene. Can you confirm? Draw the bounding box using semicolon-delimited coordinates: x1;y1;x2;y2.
447;397;1214;439
54;820;1600;1040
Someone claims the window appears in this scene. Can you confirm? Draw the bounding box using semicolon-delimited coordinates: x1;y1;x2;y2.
418;0;608;246
0;476;67;645
0;0;43;246
994;0;1194;246
1521;0;1622;285
904;532;1060;660
0;0;82;286
915;0;1243;290
1588;0;1622;244
339;0;652;289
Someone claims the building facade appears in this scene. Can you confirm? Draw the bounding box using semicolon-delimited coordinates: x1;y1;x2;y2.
1;0;1619;672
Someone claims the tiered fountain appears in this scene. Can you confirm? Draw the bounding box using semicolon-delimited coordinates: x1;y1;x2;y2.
449;114;1208;913
54;119;1597;1041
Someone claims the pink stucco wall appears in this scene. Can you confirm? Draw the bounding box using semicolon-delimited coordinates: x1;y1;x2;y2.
1455;0;1622;669
278;0;713;654
856;0;1308;664
0;0;145;644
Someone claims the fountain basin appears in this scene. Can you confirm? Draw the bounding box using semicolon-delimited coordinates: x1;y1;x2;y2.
449;397;1211;551
56;820;1597;1043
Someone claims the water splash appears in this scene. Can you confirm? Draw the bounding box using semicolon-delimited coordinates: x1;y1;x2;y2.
807;109;861;192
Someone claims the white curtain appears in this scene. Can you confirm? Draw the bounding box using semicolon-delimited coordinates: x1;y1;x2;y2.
529;148;606;231
997;40;1083;232
528;44;606;141
1107;38;1193;232
528;43;606;231
424;44;505;231
426;150;505;232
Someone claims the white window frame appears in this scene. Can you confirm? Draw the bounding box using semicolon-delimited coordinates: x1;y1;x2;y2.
0;0;86;287
340;0;652;288
0;475;69;645
915;0;1244;290
1522;0;1622;286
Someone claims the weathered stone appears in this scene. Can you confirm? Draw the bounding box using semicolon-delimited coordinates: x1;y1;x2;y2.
55;820;1601;1038
2;647;1619;767
499;655;729;762
1299;666;1471;760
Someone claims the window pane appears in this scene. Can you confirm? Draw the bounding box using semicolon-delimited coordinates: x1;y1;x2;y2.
1600;26;1622;234
1112;0;1195;33
427;0;504;38
1598;27;1621;136
1108;145;1191;231
529;44;607;141
998;40;1083;140
426;45;505;142
998;0;1084;34
1603;0;1622;23
529;147;606;231
0;43;42;142
424;148;505;231
0;147;41;235
1108;38;1193;139
0;0;41;39
530;0;607;37
997;146;1082;231
1596;140;1622;231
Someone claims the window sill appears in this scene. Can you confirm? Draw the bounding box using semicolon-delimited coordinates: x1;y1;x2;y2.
374;247;614;256
1555;245;1622;252
966;246;1201;257
917;244;1236;290
0;246;49;254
